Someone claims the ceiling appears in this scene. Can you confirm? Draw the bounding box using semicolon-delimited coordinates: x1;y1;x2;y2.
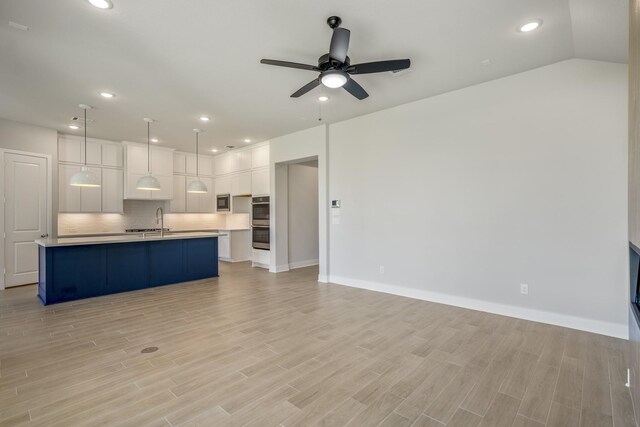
0;0;628;154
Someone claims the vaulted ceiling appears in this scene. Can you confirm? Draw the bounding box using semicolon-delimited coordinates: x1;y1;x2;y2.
0;0;628;153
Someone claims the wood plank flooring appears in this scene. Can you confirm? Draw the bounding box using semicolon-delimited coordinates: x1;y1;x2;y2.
0;262;636;427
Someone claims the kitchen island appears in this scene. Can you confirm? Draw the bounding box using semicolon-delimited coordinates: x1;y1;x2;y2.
36;232;220;305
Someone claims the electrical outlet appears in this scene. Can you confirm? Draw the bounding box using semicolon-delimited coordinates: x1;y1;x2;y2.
520;284;529;295
379;266;385;274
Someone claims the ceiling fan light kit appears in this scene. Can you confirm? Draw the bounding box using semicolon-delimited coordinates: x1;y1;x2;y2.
260;16;411;100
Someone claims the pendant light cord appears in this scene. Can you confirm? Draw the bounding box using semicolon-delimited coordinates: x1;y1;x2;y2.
147;121;151;174
84;108;87;166
196;132;199;178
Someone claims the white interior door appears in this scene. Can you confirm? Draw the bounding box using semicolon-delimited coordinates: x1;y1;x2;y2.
4;153;48;287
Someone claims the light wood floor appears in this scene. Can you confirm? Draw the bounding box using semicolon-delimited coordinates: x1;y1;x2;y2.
0;262;636;427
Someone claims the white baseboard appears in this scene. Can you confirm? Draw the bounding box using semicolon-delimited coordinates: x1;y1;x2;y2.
219;257;251;263
252;262;270;269
289;259;319;270
270;264;290;273
318;274;328;283
329;275;628;339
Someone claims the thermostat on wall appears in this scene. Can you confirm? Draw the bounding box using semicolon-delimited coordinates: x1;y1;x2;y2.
331;200;341;208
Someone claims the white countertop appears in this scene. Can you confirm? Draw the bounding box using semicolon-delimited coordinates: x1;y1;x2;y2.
36;232;223;248
56;228;250;239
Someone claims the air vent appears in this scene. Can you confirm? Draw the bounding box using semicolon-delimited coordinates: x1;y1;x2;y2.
70;116;95;123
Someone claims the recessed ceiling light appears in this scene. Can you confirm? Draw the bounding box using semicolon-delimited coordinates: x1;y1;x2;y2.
243;138;252;143
318;95;329;102
86;0;113;9
99;91;115;98
150;138;159;143
211;148;218;153
68;124;80;130
199;116;211;122
518;19;542;33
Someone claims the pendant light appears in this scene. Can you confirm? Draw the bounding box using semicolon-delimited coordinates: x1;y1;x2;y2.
70;104;101;187
136;118;161;191
187;129;208;193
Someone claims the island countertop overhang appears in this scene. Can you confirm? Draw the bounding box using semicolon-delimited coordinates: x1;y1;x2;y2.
36;231;224;247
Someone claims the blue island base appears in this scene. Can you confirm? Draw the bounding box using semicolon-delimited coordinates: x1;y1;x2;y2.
38;237;218;305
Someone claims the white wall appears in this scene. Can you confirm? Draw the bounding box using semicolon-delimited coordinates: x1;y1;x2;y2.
288;161;319;268
328;59;628;338
269;125;328;279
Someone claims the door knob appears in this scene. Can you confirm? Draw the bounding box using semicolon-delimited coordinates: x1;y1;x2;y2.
40;234;49;238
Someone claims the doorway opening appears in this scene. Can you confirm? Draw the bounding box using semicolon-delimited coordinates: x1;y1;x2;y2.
272;157;319;272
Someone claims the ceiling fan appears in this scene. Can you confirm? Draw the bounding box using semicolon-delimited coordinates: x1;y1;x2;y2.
260;16;411;100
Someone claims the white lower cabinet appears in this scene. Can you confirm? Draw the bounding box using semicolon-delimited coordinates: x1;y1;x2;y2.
58;164;102;212
252;249;270;269
218;230;251;262
218;234;230;260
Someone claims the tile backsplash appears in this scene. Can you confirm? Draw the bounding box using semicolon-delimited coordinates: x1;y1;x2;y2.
58;200;250;235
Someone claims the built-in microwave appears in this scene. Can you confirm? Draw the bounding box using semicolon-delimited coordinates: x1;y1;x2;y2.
216;194;231;212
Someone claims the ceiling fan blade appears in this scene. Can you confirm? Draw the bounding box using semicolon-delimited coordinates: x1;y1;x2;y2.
260;59;320;71
346;59;411;75
343;78;369;100
329;28;350;63
290;79;321;98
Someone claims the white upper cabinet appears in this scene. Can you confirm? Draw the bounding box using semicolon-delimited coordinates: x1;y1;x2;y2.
216;175;231;195
185;177;214;213
170;175;186;213
85;140;102;165
173;152;186;174
57;136;124;213
231;172;252;196
251;168;270;196
101;168;123;213
150;148;173;175
198;156;214;176
58;164;81;212
234;151;252;172
58;137;83;163
215;154;231;176
126;144;150;174
123;141;174;200
101;143;123;168
58;164;102;212
58;135;123;168
185;154;197;175
251;145;269;169
174;152;214;176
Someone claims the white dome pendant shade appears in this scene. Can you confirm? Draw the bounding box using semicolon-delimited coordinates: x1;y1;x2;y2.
70;166;101;187
70;105;101;188
136;118;161;191
187;129;208;194
136;174;161;191
187;179;208;193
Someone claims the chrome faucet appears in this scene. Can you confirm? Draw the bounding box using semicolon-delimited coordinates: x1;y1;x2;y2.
156;207;164;237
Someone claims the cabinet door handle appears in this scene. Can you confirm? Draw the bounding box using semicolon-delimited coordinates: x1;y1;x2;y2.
40;234;49;238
